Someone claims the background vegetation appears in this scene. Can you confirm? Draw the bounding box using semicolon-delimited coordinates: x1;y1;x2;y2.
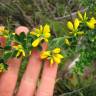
0;0;96;96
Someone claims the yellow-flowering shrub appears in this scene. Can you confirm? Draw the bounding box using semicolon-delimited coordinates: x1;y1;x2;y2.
0;10;96;74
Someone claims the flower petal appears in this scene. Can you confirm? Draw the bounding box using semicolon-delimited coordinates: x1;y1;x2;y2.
16;51;21;57
50;58;54;65
0;26;5;33
0;63;5;72
52;48;61;54
44;32;51;38
53;55;61;64
32;38;41;47
87;22;95;29
43;24;50;33
55;54;64;59
90;17;96;24
74;18;80;30
30;31;36;35
67;21;74;31
40;51;50;59
44;38;48;42
21;50;26;56
64;38;70;46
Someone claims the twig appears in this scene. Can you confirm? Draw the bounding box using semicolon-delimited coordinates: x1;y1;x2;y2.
54;8;88;20
59;82;96;96
14;3;33;27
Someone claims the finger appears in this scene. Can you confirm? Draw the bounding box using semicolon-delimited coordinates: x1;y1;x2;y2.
0;58;21;96
0;36;6;48
15;26;29;35
36;61;58;96
17;50;42;96
41;42;48;51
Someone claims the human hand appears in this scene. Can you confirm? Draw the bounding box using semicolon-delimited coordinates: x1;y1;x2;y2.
0;26;58;96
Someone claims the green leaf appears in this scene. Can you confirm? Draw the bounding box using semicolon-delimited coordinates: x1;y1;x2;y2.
11;50;18;57
4;63;8;70
15;32;26;43
4;46;11;50
0;58;4;63
3;51;13;61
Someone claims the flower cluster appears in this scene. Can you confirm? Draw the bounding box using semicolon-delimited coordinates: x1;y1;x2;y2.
65;11;96;47
67;11;96;34
40;48;63;65
77;11;96;29
12;44;25;57
77;11;88;22
67;18;84;36
30;24;51;47
0;24;64;73
87;17;96;29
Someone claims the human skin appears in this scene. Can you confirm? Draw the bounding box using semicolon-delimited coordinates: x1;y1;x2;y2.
0;26;58;96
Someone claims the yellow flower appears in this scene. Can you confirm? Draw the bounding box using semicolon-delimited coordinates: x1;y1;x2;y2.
74;18;80;30
64;38;70;46
43;24;50;33
90;17;96;23
50;58;54;65
13;45;25;57
53;54;63;64
67;21;74;31
12;32;16;35
87;22;95;29
0;26;5;33
40;48;64;65
0;63;5;72
67;18;80;31
31;24;51;47
53;55;60;64
0;26;9;37
77;11;87;21
52;48;61;53
32;38;41;47
40;51;51;59
87;17;96;29
67;18;83;36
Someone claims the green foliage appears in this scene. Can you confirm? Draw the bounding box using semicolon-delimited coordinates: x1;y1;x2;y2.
0;0;96;96
79;0;96;16
0;58;8;71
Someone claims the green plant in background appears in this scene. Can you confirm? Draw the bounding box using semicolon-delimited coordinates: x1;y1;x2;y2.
79;0;96;16
53;11;96;96
0;0;82;37
0;0;96;96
